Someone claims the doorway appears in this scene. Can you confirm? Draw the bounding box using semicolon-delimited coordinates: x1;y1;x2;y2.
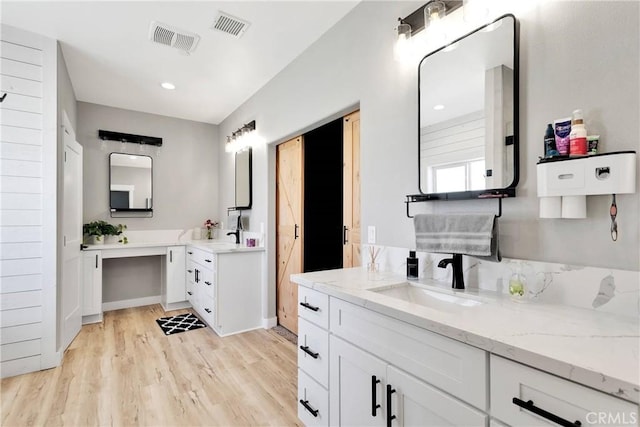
276;111;360;334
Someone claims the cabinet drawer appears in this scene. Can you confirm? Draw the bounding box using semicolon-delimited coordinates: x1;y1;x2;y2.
199;297;215;327
298;286;329;329
330;297;487;410
298;369;329;427
201;268;215;299
187;247;216;271
298;318;329;388
186;261;196;284
491;355;639;427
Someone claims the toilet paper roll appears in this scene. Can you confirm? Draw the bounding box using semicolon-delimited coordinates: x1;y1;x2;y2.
539;196;562;218
562;195;587;218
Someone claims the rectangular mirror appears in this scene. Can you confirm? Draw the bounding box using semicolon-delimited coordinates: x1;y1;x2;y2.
109;152;153;211
419;14;519;199
235;148;252;209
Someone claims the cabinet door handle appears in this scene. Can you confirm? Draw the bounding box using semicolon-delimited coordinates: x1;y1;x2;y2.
195;269;199;283
95;254;99;269
204;308;211;314
386;384;396;427
205;259;212;263
512;398;582;427
299;301;319;312
0;93;7;103
299;399;318;418
205;281;212;286
371;376;381;417
299;345;319;359
187;291;193;296
187;251;193;255
294;224;299;240
343;225;349;245
170;250;173;263
187;269;193;273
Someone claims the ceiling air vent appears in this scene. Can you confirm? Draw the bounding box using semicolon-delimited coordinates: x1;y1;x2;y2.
211;11;250;38
148;21;201;53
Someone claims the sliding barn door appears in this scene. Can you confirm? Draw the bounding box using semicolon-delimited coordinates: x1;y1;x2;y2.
343;110;361;268
276;136;303;333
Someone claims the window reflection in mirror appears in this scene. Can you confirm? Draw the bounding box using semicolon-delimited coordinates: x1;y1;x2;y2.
109;152;152;210
419;14;518;197
235;148;252;209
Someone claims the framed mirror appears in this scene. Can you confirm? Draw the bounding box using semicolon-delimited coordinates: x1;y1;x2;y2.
418;14;519;199
235;148;252;209
109;152;153;212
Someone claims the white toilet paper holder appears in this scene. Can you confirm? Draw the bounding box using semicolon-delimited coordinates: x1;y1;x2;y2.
537;151;636;218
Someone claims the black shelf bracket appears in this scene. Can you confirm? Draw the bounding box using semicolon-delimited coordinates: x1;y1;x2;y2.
405;191;511;219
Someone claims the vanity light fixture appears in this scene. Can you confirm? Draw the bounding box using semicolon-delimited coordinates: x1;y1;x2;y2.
225;120;257;153
160;82;176;90
395;0;474;60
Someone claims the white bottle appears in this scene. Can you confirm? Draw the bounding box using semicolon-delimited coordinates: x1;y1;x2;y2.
569;109;587;156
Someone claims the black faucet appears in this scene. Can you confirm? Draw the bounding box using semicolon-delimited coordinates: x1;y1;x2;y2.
226;213;243;244
438;253;465;289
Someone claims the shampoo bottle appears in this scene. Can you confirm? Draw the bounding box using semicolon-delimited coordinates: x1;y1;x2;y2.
544;123;558;157
569;109;587;156
407;251;419;279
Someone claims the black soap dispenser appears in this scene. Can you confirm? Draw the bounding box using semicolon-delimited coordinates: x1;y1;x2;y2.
407;251;419;279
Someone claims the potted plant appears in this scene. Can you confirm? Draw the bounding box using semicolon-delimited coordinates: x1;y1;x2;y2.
103;223;128;244
83;220;109;245
83;221;128;245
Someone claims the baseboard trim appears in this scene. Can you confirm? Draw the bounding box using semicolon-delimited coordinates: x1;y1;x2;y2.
262;317;277;329
161;301;192;312
103;296;161;312
82;313;103;325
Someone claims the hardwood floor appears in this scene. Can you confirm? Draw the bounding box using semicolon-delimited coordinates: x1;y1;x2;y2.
1;305;302;426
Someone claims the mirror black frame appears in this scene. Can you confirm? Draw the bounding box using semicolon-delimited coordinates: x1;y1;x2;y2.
234;147;252;210
415;14;519;201
108;152;153;213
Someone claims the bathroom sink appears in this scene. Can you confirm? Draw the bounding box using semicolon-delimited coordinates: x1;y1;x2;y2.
371;282;484;308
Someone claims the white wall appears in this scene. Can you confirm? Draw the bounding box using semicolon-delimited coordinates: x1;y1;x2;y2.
218;1;639;318
77;102;219;230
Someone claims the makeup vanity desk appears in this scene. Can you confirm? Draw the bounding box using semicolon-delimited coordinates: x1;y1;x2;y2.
81;237;264;328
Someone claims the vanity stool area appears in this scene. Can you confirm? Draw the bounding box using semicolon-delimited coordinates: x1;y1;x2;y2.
82;233;264;337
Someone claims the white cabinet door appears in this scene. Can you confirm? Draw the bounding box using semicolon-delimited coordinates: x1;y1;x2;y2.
386;365;487;427
329;336;387;427
165;246;185;304
82;251;102;318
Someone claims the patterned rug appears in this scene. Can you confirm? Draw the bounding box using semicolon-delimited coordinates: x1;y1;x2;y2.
156;313;207;336
271;325;297;345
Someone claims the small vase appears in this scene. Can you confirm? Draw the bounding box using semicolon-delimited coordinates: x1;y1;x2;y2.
91;235;104;245
206;229;212;240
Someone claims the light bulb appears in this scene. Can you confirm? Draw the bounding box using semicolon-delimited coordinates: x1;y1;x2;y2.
394;22;413;62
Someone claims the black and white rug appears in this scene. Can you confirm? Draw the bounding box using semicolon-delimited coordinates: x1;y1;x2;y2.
156;313;207;336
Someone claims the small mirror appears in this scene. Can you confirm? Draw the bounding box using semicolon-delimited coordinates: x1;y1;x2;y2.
419;14;518;198
109;152;153;211
235;148;252;209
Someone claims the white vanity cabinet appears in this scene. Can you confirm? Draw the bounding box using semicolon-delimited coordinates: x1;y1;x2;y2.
161;245;187;310
82;250;102;324
490;355;639;427
328;298;487;427
186;245;262;337
297;287;331;426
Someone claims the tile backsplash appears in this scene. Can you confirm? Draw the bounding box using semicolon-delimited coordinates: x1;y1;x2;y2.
362;244;640;318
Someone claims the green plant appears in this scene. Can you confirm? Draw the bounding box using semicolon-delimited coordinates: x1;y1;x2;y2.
83;221;128;243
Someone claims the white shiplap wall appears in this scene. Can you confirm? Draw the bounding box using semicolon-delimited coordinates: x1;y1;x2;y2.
0;25;58;377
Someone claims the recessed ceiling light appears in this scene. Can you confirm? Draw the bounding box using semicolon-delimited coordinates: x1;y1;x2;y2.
161;82;176;90
433;104;445;110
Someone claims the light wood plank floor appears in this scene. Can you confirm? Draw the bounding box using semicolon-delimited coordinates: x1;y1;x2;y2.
1;305;301;426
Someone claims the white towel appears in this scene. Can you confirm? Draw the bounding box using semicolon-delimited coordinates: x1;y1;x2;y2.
414;214;500;261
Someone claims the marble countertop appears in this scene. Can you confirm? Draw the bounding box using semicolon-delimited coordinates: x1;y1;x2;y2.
291;267;640;404
83;240;264;254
